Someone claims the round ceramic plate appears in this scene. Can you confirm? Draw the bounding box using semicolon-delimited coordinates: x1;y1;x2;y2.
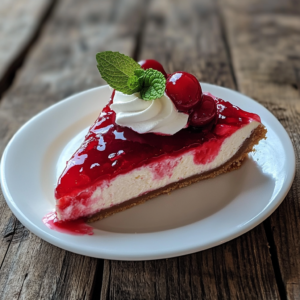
0;84;295;260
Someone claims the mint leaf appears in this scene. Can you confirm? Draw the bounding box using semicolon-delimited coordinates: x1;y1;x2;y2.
135;69;146;86
126;68;146;92
134;69;145;78
127;76;141;93
140;69;166;101
96;51;141;94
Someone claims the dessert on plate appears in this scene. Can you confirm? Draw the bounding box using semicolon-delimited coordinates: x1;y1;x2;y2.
55;51;267;222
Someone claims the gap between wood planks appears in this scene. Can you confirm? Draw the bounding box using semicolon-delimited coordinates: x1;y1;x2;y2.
216;3;238;91
132;0;151;61
91;260;105;300
264;220;288;300
0;0;58;101
217;5;288;300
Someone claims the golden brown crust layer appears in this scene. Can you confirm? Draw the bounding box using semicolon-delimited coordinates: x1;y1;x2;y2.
87;124;267;223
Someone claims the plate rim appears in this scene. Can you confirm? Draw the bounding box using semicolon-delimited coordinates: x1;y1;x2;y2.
0;83;296;260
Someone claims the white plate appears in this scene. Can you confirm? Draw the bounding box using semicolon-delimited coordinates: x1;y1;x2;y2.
0;84;295;260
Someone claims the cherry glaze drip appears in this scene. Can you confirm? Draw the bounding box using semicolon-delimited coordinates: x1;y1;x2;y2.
43;211;94;235
55;91;260;203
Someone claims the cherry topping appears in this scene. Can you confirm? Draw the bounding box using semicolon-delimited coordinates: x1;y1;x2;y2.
138;59;168;78
165;72;202;112
189;93;217;127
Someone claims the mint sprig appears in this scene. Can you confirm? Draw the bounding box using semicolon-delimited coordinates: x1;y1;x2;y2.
96;51;166;100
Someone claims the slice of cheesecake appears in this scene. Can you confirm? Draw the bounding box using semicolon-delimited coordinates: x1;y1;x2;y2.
54;52;266;222
55;90;266;222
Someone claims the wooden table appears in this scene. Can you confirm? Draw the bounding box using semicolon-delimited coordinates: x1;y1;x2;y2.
0;0;299;299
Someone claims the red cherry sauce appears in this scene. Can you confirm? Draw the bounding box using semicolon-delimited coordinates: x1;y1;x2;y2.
54;91;260;222
43;211;94;235
150;158;182;180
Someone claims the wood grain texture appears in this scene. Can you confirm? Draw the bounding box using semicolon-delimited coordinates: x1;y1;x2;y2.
102;227;279;300
100;1;280;299
139;0;236;88
0;0;147;299
219;0;300;14
220;0;300;299
0;0;54;95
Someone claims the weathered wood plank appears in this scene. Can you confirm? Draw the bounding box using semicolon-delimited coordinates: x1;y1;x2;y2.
0;0;147;299
220;1;300;299
0;0;54;95
102;227;280;300
101;0;280;299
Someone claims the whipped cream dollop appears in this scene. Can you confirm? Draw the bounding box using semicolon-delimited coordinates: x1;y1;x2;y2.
110;91;188;135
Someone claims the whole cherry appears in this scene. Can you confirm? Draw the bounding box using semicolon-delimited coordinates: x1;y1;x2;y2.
138;59;168;78
165;72;202;112
189;93;217;127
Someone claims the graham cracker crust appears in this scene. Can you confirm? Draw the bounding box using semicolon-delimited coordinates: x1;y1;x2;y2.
87;124;267;223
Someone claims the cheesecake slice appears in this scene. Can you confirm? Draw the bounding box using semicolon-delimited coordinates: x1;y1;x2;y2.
55;91;266;222
54;52;266;222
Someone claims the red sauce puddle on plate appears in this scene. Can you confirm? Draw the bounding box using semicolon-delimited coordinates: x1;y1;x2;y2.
43;211;94;235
